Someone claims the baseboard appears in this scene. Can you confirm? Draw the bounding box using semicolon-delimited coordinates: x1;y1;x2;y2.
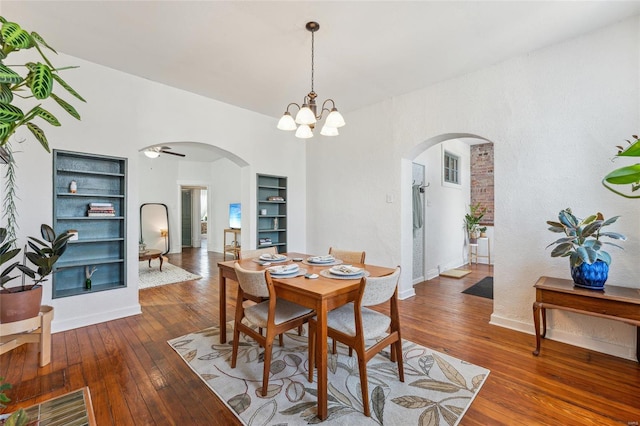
425;268;439;280
52;304;142;333
412;275;425;285
399;287;416;300
489;313;636;361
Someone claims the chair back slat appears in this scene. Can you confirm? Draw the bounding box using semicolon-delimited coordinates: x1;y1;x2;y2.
234;263;270;298
361;267;401;307
239;247;277;260
328;247;366;264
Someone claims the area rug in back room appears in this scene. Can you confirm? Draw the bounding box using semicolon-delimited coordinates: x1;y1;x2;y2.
462;276;493;299
138;261;201;289
168;322;490;426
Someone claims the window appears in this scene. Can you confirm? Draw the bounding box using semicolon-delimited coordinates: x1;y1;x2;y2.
444;151;460;185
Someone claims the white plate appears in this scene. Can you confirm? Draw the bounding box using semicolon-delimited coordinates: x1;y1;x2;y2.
260;254;287;262
329;266;363;276
307;256;335;264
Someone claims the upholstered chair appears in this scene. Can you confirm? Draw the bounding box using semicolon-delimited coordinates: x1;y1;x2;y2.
231;263;315;396
328;247;366;264
308;266;403;417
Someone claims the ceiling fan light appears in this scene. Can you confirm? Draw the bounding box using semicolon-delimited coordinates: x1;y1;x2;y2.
144;149;160;159
295;105;317;125
320;125;339;136
277;112;297;131
325;108;346;128
295;124;314;139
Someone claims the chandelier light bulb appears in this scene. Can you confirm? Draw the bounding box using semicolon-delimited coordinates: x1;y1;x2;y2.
277;112;297;131
295;124;314;139
325;109;346;128
295;105;317;125
320;125;339;136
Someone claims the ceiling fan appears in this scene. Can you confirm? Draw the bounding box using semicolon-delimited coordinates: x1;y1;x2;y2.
143;146;185;158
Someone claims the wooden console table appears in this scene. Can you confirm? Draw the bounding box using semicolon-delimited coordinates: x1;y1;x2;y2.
0;305;53;367
532;276;640;361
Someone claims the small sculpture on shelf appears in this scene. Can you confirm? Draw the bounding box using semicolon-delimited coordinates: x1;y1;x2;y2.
85;266;97;290
69;180;77;193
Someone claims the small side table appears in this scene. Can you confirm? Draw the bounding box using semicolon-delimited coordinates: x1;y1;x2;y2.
469;237;491;265
139;248;163;271
0;305;54;367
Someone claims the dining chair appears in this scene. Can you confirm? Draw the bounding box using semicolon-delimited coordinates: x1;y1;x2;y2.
238;246;278;260
328;247;366;264
327;247;367;355
231;263;315;396
307;266;403;417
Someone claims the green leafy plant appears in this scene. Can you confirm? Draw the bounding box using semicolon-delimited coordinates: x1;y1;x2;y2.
546;208;626;268
0;377;27;426
602;135;640;198
0;16;85;151
0;224;71;292
464;203;486;240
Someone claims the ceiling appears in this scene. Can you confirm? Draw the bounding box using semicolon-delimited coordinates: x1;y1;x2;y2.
3;1;640;136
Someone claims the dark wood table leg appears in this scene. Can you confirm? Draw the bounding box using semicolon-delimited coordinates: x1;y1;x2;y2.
159;255;163;272
316;300;328;420
637;326;639;362
541;306;547;338
148;259;151;268
533;302;542;356
218;269;227;344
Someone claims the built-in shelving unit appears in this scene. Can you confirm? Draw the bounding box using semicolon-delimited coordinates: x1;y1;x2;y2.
52;150;127;298
256;174;287;254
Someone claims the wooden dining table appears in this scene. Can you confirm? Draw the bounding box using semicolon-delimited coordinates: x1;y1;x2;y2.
217;252;395;420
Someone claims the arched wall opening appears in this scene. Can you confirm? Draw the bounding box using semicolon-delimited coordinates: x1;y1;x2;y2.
138;141;251;255
400;133;495;300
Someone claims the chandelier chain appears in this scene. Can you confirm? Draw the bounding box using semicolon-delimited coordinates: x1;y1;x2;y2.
310;29;315;93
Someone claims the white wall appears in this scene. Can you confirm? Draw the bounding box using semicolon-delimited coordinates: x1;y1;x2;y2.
3;51;307;332
310;17;640;359
414;140;471;278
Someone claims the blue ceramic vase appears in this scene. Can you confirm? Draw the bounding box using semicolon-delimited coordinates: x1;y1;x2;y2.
570;260;609;290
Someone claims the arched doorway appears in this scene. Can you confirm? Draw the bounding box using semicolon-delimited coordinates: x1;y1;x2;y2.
400;133;494;297
139;141;249;255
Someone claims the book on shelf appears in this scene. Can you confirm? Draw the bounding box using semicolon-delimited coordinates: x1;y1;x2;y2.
89;202;113;208
88;209;115;213
87;212;116;217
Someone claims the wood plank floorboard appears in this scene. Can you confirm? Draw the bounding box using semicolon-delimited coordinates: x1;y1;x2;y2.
1;248;638;425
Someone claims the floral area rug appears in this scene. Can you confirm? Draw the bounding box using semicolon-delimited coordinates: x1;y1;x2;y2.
168;322;489;425
138;261;201;289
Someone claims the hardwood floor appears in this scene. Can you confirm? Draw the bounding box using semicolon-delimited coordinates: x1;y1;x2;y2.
1;248;638;425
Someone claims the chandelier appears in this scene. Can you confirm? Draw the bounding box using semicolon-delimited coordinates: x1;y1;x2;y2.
277;21;345;139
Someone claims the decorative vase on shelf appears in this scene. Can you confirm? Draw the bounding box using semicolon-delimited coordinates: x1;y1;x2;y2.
85;278;92;290
570;260;609;290
69;180;77;193
273;217;278;230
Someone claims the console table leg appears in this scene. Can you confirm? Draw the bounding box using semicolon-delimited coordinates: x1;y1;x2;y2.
533;302;541;356
541;307;547;338
636;326;639;362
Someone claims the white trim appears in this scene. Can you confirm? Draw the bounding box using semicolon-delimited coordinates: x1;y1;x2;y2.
52;304;141;333
489;313;636;362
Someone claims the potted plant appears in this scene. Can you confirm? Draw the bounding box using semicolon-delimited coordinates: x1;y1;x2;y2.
478;226;487;238
546;208;626;290
603;135;640;198
0;224;71;323
464;203;485;244
0;15;84;246
0;377;27;426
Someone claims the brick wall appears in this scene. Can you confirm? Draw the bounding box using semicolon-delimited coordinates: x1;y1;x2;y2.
470;143;494;225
